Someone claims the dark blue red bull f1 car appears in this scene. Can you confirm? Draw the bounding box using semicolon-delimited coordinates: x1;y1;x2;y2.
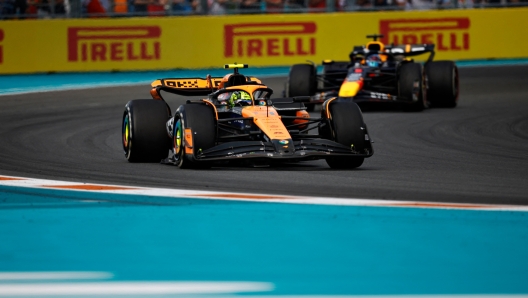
286;34;459;112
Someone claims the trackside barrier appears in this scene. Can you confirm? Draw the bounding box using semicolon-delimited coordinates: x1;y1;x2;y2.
0;7;528;74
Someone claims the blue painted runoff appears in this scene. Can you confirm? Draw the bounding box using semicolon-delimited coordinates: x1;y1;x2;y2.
1;185;528;295
1;59;528;96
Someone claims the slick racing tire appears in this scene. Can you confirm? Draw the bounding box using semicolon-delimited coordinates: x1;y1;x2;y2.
322;101;365;169
122;99;171;162
399;62;426;112
288;63;317;111
173;104;216;169
426;61;459;108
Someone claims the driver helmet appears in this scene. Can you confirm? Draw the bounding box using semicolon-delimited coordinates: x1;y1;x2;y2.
366;54;382;68
228;91;252;108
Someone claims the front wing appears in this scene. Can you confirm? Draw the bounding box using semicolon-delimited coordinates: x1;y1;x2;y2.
171;138;373;164
308;90;413;105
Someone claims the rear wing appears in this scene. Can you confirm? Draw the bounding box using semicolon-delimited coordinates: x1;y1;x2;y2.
150;76;263;99
385;44;435;62
151;77;223;97
350;43;435;63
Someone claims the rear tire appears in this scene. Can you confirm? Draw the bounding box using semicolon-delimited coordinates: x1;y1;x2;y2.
172;104;216;169
321;101;365;169
399;63;426;112
426;61;459;108
122;99;170;162
288;64;317;111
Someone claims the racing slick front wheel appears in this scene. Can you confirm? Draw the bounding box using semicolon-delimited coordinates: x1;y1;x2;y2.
399;63;426;112
172;104;216;169
322;101;365;169
426;61;459;108
122;99;171;162
288;63;317;111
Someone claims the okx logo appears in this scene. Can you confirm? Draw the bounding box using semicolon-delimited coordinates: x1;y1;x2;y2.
224;22;317;58
380;18;470;51
68;26;161;62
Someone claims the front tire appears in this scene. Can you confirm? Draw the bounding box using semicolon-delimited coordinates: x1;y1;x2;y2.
399;63;426;112
122;99;170;162
321;101;365;169
172;104;216;169
426;61;459;108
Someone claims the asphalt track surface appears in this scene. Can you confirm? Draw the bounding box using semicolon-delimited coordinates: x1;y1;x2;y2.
1;65;527;206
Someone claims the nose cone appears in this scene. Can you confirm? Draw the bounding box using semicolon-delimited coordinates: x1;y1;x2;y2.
339;81;362;97
272;139;294;156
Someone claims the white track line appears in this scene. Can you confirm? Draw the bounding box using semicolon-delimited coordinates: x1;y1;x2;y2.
0;272;112;281
1;175;527;211
0;271;526;297
0;281;273;296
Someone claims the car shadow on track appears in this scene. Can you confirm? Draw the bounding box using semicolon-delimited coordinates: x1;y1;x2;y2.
202;160;377;171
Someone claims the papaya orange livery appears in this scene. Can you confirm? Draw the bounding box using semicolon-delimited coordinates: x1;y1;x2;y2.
241;106;291;141
121;64;373;169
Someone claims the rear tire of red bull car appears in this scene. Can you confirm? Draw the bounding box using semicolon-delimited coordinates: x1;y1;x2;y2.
426;61;459;108
399;62;426;112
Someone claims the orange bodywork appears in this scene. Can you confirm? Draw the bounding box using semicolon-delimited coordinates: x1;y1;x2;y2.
151;79;162;87
293;110;310;130
324;97;338;119
217;74;262;89
184;128;193;154
150;87;162;100
241;106;291;141
217;74;232;89
149;76;263;101
151;73;303;145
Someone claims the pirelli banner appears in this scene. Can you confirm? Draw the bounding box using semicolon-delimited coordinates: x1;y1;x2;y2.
1;8;528;74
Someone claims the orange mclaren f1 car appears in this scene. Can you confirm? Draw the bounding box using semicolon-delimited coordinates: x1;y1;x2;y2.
122;64;374;169
286;34;459;112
